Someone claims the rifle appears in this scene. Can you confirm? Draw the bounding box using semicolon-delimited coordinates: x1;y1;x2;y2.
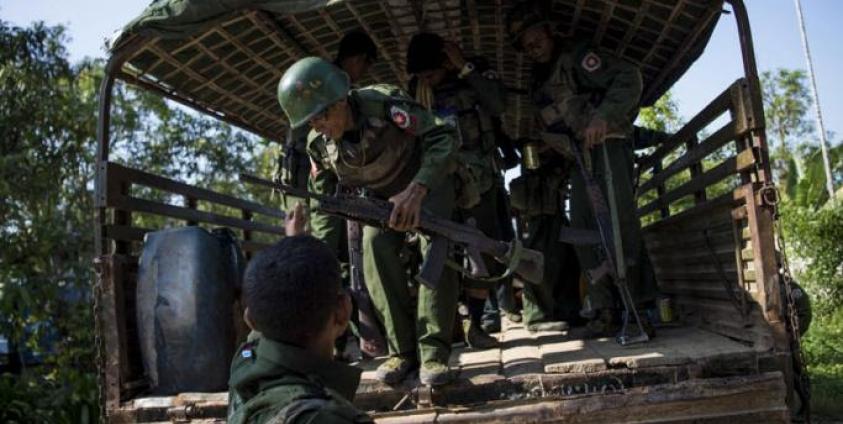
540;95;649;346
346;219;387;358
241;174;545;289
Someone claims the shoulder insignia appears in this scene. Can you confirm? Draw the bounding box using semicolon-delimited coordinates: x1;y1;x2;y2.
390;105;411;129
481;69;498;80
581;52;602;72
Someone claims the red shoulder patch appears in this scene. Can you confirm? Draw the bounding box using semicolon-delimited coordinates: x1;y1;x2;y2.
390;105;411;129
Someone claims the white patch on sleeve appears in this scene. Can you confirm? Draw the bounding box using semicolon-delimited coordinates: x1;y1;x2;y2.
581;52;602;72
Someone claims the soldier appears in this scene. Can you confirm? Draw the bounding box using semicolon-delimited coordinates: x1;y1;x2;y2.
405;32;507;348
507;0;653;336
227;235;372;424
277;57;461;385
309;30;378;255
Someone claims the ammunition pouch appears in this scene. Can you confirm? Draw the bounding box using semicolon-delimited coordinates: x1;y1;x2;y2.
509;171;567;217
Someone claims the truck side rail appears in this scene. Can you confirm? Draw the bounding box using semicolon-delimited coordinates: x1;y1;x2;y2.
634;78;785;352
94;161;283;411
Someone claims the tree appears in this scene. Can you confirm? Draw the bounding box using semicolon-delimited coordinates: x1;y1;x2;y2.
761;69;813;194
0;20;280;422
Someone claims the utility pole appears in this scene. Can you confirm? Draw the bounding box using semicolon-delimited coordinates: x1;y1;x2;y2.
793;0;836;201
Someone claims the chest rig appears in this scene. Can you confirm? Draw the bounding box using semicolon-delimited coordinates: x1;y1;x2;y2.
320;117;421;199
432;79;495;153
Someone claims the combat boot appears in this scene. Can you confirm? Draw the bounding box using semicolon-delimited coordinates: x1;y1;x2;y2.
419;360;454;386
505;311;523;323
375;356;416;385
463;319;500;349
527;320;569;333
584;309;618;338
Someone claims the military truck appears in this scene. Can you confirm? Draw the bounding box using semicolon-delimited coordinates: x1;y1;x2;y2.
94;0;809;422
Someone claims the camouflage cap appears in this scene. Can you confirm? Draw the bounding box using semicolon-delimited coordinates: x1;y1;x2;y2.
506;0;553;46
277;57;350;129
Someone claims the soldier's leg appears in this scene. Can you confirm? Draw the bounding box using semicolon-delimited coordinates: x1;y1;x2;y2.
461;188;503;348
363;226;417;359
521;214;574;331
416;178;460;370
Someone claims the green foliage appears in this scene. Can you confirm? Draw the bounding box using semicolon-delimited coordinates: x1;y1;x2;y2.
780;201;843;313
638;91;683;134
0;19;280;421
761;69;813;151
801;309;843;418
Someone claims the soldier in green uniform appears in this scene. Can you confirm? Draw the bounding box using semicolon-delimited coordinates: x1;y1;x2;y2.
405;32;507;348
308;30;378;256
280;31;384;358
277;57;461;385
227;235;372;424
507;0;654;336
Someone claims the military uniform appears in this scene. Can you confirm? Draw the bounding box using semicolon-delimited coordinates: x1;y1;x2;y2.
227;333;371;424
529;38;657;314
409;58;508;289
307;84;460;368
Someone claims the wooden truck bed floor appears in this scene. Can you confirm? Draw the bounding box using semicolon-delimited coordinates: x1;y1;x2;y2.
121;322;788;423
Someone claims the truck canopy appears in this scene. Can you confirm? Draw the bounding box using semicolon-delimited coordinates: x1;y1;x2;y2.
107;0;724;142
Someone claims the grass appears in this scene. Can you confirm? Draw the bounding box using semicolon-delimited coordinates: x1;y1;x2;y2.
802;308;843;420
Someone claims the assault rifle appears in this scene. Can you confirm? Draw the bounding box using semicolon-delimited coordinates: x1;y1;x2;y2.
240;174;545;289
346;218;387;358
539;95;649;346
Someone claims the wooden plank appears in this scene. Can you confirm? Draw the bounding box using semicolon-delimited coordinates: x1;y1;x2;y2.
638;148;755;216
375;372;789;423
638;86;733;172
740;184;790;352
541;338;607;374
638;122;738;195
109;195;283;235
106;162;284;219
641;187;744;232
501;327;543;377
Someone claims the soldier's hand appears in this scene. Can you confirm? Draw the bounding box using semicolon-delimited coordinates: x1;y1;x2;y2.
584;117;609;149
443;42;467;70
388;182;429;232
284;202;308;236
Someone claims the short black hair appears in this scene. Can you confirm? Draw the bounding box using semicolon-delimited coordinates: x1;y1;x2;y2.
243;235;342;345
335;30;377;63
406;32;446;74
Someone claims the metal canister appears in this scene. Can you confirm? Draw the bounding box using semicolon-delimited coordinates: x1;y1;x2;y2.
523;142;541;170
658;296;674;323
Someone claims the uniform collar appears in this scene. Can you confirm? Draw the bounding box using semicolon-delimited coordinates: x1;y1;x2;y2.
254;337;362;401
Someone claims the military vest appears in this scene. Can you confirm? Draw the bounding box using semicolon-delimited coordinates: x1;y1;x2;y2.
428;77;498;197
309;88;423;199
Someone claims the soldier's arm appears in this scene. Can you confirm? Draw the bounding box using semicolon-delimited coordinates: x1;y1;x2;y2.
305;131;344;251
462;58;506;115
578;50;643;125
388;100;459;190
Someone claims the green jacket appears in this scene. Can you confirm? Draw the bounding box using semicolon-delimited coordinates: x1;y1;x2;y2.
530;38;643;135
227;334;371;424
409;57;507;197
307;84;458;197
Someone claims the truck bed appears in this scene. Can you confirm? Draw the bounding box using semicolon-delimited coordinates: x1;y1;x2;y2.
117;322;788;423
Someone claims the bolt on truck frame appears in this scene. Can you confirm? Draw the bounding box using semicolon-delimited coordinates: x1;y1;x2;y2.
94;0;808;422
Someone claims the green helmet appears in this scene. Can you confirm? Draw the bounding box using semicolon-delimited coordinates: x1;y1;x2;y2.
506;0;553;46
277;57;350;129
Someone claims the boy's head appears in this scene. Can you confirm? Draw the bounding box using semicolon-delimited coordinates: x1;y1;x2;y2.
242;235;350;347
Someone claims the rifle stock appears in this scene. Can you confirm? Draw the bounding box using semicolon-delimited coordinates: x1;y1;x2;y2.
240;173;545;288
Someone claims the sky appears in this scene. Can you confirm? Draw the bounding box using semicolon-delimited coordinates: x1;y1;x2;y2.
2;0;842;143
